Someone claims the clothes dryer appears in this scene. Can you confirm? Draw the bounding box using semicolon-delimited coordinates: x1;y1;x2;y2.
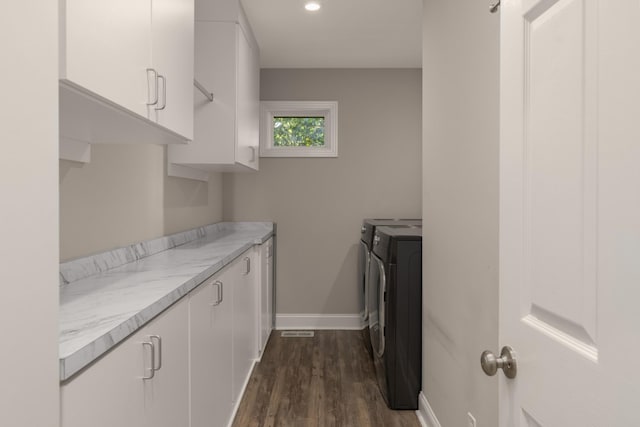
368;226;422;409
359;219;420;356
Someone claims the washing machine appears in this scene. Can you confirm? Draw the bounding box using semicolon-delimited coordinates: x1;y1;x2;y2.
368;225;422;410
359;219;421;356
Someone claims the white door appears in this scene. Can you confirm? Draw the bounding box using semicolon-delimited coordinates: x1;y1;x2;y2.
498;0;640;425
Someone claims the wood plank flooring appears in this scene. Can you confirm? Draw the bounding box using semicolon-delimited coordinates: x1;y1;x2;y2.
232;330;421;427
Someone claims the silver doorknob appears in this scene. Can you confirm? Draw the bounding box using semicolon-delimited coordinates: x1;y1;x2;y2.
480;346;517;379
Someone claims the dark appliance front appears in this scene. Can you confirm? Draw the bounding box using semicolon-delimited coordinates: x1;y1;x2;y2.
368;226;422;410
359;219;421;357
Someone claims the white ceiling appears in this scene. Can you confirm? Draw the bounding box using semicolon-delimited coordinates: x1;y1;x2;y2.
241;0;423;69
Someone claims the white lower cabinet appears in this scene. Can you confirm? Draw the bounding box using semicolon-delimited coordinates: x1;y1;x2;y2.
258;238;274;357
189;265;234;427
61;298;189;427
189;247;258;427
61;242;274;427
232;248;258;399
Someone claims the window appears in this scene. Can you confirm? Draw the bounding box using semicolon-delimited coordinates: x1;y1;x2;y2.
260;101;338;157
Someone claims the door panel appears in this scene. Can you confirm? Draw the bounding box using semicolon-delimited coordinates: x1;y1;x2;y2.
524;0;598;350
500;0;640;425
500;0;599;424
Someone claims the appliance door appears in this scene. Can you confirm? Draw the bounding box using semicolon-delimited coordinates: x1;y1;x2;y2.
358;240;370;321
368;253;386;358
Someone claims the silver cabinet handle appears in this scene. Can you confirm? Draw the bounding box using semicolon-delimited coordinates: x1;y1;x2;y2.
373;235;381;246
481;346;517;379
210;280;223;306
150;335;162;371
250;146;257;162
142;341;155;380
155;74;167;110
146;68;159;106
244;257;251;275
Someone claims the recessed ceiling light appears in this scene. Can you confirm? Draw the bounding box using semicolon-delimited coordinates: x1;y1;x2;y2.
305;1;321;11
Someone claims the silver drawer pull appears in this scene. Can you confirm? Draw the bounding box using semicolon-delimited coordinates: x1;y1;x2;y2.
210;280;223;306
155;74;167;110
146;68;158;106
244;257;251;275
142;341;155;380
150;335;162;371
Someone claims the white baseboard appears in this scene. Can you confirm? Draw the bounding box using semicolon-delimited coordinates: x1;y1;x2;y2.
275;313;366;330
416;392;442;427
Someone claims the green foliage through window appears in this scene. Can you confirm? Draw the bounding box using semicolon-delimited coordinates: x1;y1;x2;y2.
273;117;325;147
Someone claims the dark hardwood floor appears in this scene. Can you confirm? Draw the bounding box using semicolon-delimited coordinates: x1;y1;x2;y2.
232;330;421;427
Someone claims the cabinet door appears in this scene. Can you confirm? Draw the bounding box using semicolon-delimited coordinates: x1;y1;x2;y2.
260;239;274;354
61;299;188;427
232;249;257;401
167;18;261;175
150;0;194;139
168;21;236;166
142;299;189;427
189;271;234;427
61;0;151;118
236;25;260;170
61;329;146;427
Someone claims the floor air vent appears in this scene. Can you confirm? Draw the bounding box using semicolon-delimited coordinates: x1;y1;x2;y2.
281;331;315;337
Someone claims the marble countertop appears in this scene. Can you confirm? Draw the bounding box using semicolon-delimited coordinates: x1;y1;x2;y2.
59;222;274;381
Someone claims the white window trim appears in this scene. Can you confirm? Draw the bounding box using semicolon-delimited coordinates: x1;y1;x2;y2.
260;101;338;158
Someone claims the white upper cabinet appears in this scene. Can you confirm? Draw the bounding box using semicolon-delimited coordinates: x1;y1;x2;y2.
59;0;194;162
168;1;260;180
237;24;260;169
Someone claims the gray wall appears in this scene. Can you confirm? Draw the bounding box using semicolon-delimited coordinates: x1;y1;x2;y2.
422;0;499;426
1;1;59;425
224;68;422;315
60;145;223;261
